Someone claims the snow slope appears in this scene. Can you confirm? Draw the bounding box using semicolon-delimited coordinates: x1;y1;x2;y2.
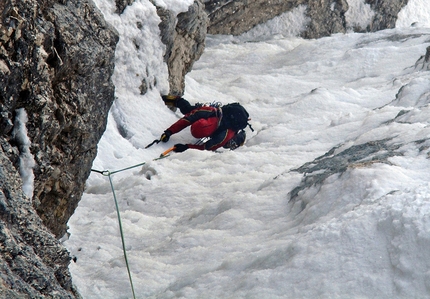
65;0;430;298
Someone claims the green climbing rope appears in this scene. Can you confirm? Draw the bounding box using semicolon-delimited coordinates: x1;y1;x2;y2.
107;173;136;299
91;161;146;299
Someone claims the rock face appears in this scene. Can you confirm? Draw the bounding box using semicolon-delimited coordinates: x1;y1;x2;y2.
302;0;349;39
289;139;402;201
205;0;409;39
116;0;208;96
156;0;208;95
205;0;300;36
0;0;117;297
366;0;409;31
115;0;135;14
0;147;81;298
416;46;430;71
1;0;118;238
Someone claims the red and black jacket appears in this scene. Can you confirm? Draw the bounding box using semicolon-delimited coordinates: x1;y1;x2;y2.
166;106;236;151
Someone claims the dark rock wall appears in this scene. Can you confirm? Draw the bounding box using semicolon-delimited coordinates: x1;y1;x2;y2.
205;0;409;39
116;0;208;96
0;146;81;298
303;0;349;38
1;0;117;297
366;0;409;31
0;0;118;238
156;0;208;95
289;139;402;201
415;46;430;71
205;0;300;36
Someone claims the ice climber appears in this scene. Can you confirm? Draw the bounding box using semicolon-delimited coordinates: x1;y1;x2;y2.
159;95;253;152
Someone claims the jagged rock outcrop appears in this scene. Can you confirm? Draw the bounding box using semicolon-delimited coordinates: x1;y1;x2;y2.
302;0;349;38
289;139;402;201
115;0;134;14
115;0;208;96
0;144;80;298
289;47;430;205
205;0;409;39
1;0;118;238
0;0;117;297
366;0;409;31
156;0;208;95
205;0;301;36
415;46;430;71
290;108;430;204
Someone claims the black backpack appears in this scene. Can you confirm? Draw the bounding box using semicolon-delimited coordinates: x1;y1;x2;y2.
221;103;251;131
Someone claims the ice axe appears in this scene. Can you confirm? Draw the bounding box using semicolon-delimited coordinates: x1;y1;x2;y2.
146;131;172;148
145;139;160;148
153;146;176;161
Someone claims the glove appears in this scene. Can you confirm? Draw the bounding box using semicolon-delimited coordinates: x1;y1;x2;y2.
173;144;189;152
160;130;172;143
